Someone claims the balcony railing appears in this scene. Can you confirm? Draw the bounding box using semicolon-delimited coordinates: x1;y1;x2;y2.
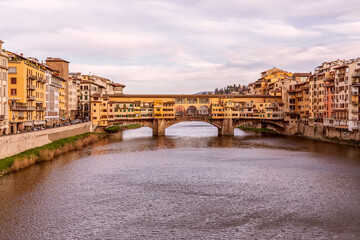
36;106;46;111
27;75;37;80
351;99;359;105
10;105;36;111
27;85;36;90
50;82;62;88
0;115;5;120
352;72;360;78
34;120;46;125
27;95;36;101
352;79;360;86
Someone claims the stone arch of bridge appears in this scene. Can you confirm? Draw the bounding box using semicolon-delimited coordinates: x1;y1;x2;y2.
258;120;285;130
164;119;222;130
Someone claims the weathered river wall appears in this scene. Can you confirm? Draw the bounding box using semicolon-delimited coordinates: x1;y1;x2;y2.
0;122;94;159
296;123;360;141
243;120;360;143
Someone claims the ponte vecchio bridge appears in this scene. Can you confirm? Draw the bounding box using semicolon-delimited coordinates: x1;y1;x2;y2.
91;94;286;136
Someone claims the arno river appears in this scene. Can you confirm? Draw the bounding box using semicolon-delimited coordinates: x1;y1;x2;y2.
1;122;360;239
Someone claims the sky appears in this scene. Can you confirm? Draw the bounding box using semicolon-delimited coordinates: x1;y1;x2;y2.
1;0;360;94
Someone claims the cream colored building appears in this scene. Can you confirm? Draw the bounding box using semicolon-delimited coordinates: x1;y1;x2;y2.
78;74;125;119
0;40;9;135
333;59;360;131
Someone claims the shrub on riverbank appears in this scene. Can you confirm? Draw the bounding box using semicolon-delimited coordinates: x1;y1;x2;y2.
105;124;141;133
237;125;276;133
0;133;105;175
325;136;360;147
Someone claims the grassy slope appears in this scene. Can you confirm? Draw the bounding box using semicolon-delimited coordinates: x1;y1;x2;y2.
0;132;105;174
105;124;141;133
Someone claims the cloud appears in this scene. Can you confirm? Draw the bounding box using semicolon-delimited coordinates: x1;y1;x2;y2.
1;0;360;93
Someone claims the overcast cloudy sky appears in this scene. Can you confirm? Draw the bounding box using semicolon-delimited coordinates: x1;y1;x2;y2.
1;0;360;93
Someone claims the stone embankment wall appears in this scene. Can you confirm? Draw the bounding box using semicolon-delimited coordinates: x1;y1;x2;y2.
243;120;360;142
296;123;360;141
0;122;93;159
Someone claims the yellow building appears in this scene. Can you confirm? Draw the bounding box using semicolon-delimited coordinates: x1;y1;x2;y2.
286;80;310;123
7;52;46;133
58;74;67;120
258;67;293;95
91;94;283;127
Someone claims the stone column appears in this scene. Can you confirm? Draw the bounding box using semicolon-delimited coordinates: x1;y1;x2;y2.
218;118;234;136
152;118;166;136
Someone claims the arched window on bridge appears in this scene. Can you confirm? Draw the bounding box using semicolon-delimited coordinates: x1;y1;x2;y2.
199;106;209;116
175;105;186;116
187;106;198;116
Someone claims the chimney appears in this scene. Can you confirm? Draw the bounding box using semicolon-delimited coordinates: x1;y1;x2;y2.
20;53;23;57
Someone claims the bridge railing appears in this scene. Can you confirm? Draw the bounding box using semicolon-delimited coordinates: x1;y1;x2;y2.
175;116;212;122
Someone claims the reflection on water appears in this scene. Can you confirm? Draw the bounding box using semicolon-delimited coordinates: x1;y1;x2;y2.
0;121;360;239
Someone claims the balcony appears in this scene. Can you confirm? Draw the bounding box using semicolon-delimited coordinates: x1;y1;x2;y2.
27;75;37;81
10;105;36;111
27;85;36;90
352;72;360;78
352;110;360;114
34;120;46;125
36;106;46;111
352;79;360;87
24;121;34;127
27;95;36;101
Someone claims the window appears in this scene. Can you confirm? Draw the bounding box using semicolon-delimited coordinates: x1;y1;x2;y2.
11;78;16;84
11;89;17;96
8;67;17;74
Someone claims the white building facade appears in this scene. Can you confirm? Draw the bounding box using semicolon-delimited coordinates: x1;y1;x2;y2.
0;40;9;135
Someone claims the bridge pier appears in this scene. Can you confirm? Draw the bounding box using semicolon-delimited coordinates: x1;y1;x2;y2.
152;118;166;136
218;118;235;136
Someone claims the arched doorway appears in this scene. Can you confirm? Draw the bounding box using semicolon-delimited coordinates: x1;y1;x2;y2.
175;105;186;116
199;106;209;116
187;106;197;116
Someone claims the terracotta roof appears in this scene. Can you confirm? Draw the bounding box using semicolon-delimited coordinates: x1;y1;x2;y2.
51;74;66;82
46;57;70;63
80;80;105;88
293;73;310;77
102;94;282;99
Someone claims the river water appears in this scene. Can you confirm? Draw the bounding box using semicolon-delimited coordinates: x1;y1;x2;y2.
1;122;360;239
